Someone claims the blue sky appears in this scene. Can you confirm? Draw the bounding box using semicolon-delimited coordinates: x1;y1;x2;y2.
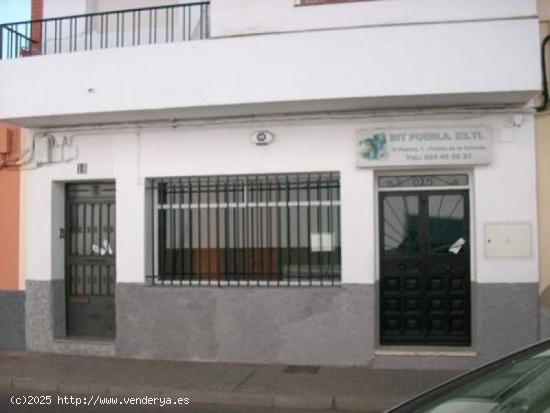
0;0;30;24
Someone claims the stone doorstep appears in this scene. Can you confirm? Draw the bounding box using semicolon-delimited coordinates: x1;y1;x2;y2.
0;375;384;412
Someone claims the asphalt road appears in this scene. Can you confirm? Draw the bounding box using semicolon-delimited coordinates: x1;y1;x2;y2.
0;389;332;413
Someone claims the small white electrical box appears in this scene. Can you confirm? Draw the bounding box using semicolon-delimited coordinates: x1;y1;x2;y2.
485;222;532;259
34;136;52;165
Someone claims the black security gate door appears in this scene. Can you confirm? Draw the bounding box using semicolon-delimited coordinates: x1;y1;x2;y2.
66;182;116;339
379;190;470;346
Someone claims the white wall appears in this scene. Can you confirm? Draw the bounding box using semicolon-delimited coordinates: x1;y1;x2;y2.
0;18;541;127
211;0;537;37
41;0;537;36
22;112;539;285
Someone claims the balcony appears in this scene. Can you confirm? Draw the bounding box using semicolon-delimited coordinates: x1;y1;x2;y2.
0;2;209;60
0;1;542;128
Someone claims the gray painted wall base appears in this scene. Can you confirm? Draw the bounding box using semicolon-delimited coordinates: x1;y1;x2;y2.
25;280;115;356
474;283;539;363
23;281;540;368
0;290;26;350
116;283;375;366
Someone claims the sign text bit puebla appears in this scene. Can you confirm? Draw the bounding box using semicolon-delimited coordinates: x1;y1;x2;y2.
357;127;491;168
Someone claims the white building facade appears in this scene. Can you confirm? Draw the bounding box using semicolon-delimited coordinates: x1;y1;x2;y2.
0;0;543;369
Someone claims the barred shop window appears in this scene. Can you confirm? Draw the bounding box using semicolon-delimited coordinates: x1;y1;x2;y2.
146;172;341;286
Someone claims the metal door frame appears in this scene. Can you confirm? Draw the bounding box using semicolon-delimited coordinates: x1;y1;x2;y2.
64;180;116;338
374;171;474;347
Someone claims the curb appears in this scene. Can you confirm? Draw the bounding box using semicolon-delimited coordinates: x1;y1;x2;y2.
0;375;383;412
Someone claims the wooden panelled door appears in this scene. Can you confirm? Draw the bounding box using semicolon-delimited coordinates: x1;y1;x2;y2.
379;190;471;346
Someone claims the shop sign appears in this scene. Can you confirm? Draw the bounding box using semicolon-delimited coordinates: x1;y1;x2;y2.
357;127;491;168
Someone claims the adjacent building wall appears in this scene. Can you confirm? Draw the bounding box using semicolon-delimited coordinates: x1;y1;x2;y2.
536;0;550;338
0;124;25;350
536;115;550;337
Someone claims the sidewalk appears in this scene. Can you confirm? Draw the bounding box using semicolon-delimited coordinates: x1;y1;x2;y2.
0;351;461;412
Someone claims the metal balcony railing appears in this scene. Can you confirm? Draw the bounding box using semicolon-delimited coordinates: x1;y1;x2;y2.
0;2;210;60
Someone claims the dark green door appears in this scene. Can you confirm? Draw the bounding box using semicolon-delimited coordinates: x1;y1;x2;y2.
66;182;116;339
379;190;470;346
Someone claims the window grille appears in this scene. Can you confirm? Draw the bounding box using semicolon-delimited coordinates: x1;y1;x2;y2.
378;174;469;189
146;172;341;286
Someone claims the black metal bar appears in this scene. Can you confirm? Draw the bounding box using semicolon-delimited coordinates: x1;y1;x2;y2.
116;13;120;47
329;173;335;285
244;178;249;285
324;176;331;281
277;177;282;286
307;174;312;284
256;175;261;286
197;178;202;284
158;182;166;285
182;7;186;41
234;180;240;281
207;177;211;286
15;24;20;57
171;7;175;42
188;179;193;285
73;18;77;52
150;181;155;285
216;178;221;287
58;18;62;53
169;180;175;285
154;9;157;44
165;7;169;43
179;179;184;283
296;175;301;283
286;175;291;286
224;180;229;279
89;15;93;50
317;175;323;279
24;23;29;55
187;6;191;41
138;11;141;45
149;9;152;44
267;177;273;280
84;16;88;50
132;11;136;46
43;21;47;54
260;176;265;279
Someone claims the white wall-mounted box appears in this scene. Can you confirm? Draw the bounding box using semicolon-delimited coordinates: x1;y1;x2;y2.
485;222;532;259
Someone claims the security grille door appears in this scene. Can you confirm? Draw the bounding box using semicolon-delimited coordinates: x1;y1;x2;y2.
379;190;471;345
66;182;116;338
